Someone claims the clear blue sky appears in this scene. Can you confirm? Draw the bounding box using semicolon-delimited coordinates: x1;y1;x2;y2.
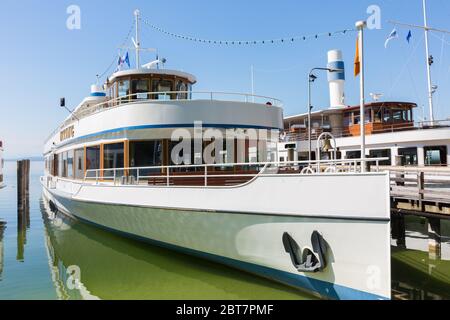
1;0;449;158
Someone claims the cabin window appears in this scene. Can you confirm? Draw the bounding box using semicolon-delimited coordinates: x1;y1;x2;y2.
103;143;125;178
109;83;117;100
60;152;68;177
399;147;418;166
129;141;162;177
343;112;352;126
373;107;383;123
369;149;391;165
67;150;74;179
346;150;361;159
53;154;59;177
131;79;150;100
74;148;85;179
187;83;193;99
392;109;409;122
86;146;101;175
118;79;130;102
175;80;188;99
168;139;199;170
424;146;447;166
298;152;309;161
383;109;391;123
353;112;370;125
152;80;173;100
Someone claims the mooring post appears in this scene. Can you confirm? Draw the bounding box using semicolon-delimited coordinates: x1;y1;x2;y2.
17;160;30;216
428;217;441;260
16;160;30;261
391;214;406;249
418;171;425;212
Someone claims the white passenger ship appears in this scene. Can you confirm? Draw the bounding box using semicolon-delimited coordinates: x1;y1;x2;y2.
41;11;391;300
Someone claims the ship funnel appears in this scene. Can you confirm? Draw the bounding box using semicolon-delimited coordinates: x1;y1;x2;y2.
327;50;345;109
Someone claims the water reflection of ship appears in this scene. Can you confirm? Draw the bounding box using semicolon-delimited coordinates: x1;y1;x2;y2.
40;198;307;300
391;215;450;300
17;193;30;262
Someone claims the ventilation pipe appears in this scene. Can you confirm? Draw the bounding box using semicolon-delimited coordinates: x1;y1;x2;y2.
327;50;345;109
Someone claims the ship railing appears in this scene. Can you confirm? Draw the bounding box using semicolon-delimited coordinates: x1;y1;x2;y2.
46;91;282;141
54;91;283;130
84;158;388;187
282;119;450;142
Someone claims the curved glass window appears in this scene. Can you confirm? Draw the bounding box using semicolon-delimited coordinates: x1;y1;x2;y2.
131;79;150;100
118;79;130;102
152;80;173;100
176;80;187;100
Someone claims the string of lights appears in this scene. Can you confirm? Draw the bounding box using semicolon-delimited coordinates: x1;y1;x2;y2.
142;18;356;46
97;21;135;80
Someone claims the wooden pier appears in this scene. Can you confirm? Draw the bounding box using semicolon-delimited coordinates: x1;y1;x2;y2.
386;166;450;262
386;166;450;217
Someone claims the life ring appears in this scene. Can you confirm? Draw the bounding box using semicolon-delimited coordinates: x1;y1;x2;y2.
301;167;314;174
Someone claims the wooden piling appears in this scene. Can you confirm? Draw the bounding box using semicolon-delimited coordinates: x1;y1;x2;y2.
17;159;30;215
391;214;406;249
428;217;441;260
16;160;30;261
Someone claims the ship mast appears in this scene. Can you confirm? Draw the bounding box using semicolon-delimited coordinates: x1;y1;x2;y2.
120;9;156;69
389;0;450;124
422;0;434;123
134;9;141;69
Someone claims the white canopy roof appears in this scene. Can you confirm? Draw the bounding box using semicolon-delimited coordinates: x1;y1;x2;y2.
108;68;197;84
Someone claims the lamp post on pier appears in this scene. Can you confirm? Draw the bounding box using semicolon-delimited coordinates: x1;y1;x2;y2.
308;67;343;162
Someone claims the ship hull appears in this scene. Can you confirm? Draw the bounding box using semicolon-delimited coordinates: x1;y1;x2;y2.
41;174;391;300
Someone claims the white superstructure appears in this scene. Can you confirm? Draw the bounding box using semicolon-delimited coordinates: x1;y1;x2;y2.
280;49;450;168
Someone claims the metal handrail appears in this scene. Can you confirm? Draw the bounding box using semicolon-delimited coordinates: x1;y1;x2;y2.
46;91;283;141
83;158;389;186
282;119;450;142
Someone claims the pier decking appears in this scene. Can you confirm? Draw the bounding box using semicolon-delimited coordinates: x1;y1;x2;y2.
386;166;450;217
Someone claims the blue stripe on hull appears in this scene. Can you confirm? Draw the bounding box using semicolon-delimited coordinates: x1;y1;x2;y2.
63;211;387;301
57;123;281;148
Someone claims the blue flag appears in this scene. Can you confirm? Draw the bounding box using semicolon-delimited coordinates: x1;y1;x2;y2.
117;52;131;70
407;30;412;43
124;52;130;68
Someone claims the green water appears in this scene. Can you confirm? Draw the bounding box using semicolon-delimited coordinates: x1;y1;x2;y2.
0;161;311;300
0;161;449;300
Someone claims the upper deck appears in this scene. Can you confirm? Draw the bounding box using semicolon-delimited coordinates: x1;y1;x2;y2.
283;101;450;142
45;68;284;154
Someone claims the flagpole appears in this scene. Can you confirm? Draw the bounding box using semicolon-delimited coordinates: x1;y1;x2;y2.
356;20;367;172
423;0;435;123
134;9;141;69
251;65;255;102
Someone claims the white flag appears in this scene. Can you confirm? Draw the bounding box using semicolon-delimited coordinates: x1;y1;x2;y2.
384;29;398;48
